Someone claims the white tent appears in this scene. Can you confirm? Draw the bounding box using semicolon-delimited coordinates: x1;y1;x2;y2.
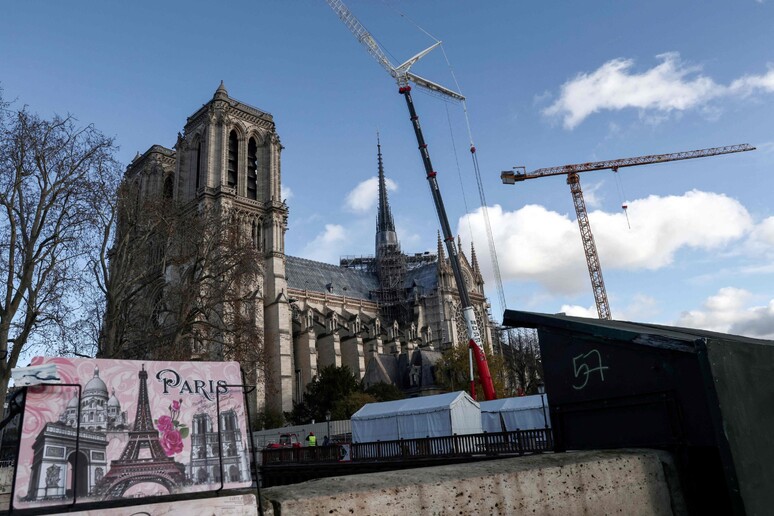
479;395;550;432
351;391;482;443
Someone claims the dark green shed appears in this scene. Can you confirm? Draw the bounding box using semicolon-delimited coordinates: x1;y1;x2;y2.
503;310;773;516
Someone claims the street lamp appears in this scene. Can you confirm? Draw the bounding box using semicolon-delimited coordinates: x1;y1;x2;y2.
325;410;331;444
537;382;548;429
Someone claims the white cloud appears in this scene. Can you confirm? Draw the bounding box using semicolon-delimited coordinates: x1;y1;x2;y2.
458;190;752;295
281;185;293;201
544;53;774;128
544;53;722;129
592;190;752;270
745;216;774;254
460;204;588;294
677;287;774;339
345;177;398;213
581;180;605;209
300;224;348;264
558;304;598;318
729;67;774;96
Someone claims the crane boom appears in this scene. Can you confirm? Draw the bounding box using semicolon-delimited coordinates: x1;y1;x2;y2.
325;0;495;400
502;144;755;182
326;0;465;102
501;143;756;321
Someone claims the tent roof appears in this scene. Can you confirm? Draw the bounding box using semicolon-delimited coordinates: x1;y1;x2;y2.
352;391;478;420
479;395;544;412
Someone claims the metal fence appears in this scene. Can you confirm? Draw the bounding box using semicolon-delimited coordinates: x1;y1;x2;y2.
261;428;553;465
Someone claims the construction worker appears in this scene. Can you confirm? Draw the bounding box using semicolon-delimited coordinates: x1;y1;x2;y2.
306;431;316;447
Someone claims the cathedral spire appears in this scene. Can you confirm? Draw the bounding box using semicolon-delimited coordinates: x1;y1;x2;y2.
375;132;399;254
214;80;228;100
436;231;445;261
471;241;480;275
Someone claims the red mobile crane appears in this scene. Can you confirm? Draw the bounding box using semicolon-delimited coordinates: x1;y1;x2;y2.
325;0;496;400
501;144;755;320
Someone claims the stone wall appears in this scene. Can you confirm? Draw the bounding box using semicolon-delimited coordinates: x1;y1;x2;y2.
262;449;686;515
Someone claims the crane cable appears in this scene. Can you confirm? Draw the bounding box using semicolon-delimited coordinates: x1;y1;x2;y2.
384;1;539;352
444;103;474;240
438;44;508;317
384;1;508;315
613;168;632;229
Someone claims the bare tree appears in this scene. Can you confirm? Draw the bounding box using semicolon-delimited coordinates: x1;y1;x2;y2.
0;94;120;401
99;184;264;376
500;327;543;395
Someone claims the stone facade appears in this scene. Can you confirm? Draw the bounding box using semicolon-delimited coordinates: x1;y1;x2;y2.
117;85;492;414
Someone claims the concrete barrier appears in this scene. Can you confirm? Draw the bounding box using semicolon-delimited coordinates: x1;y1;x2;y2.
262;449;686;515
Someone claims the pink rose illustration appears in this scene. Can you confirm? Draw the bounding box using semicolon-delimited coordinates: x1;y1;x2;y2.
155;399;188;455
160;429;184;456
157;415;174;433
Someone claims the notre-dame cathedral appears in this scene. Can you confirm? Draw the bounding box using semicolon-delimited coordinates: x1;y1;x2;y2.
117;84;492;414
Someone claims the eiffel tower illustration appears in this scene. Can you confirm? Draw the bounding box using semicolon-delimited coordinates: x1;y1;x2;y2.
92;365;187;499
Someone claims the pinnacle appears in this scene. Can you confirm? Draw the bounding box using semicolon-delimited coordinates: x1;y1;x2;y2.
214;80;228;98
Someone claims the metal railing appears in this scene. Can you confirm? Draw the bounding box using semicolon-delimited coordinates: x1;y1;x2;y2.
261;428;553;465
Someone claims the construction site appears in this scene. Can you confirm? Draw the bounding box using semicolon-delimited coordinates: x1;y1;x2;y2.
1;1;772;515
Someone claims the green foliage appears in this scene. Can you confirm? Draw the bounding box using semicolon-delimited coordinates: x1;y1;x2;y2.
287;364;360;424
255;407;286;430
333;391;377;420
285;366;407;424
364;382;405;402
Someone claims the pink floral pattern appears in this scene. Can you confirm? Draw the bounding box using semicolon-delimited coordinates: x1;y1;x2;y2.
160;429;184;456
157;415;174;433
155;399;188;456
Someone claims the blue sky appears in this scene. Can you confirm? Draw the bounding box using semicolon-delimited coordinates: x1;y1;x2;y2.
2;1;773;338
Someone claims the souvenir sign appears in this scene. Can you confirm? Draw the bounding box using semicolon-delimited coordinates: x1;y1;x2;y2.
13;357;251;510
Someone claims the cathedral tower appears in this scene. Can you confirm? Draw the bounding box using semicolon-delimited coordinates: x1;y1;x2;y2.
118;83;293;413
176;82;292;413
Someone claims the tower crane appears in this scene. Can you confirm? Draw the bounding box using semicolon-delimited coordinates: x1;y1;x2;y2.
324;0;496;400
501;143;755;320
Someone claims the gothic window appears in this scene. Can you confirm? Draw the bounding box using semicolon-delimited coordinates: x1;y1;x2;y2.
306;309;314;330
221;412;236;431
163;174;174;199
227;130;238;188
247;138;258;200
195;141;203;190
454;302;467;347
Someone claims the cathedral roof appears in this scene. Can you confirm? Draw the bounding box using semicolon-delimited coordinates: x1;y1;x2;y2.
404;262;438;291
286;255;379;300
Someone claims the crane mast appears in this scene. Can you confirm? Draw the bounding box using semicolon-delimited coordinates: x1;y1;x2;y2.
325;0;495;400
567;173;611;319
501;144;755;320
